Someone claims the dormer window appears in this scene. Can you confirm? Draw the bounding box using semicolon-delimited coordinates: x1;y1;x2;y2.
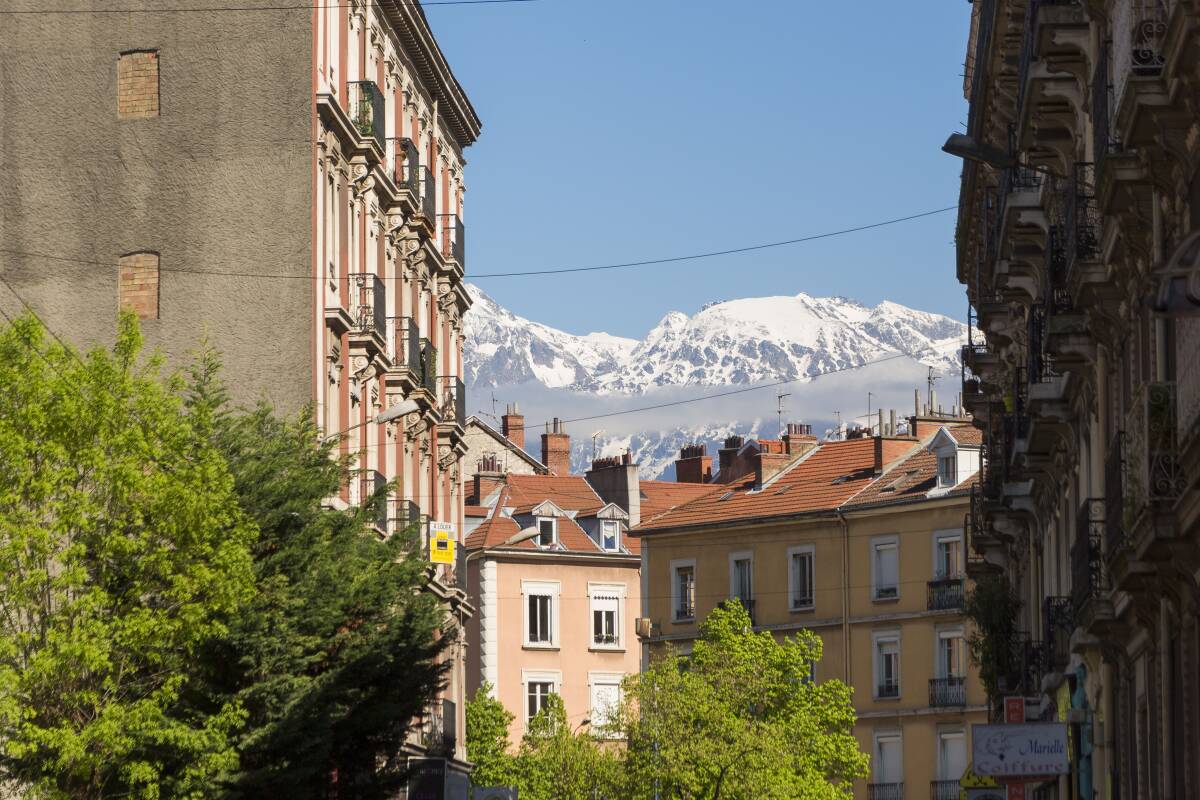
600;520;620;552
536;516;557;548
938;454;958;488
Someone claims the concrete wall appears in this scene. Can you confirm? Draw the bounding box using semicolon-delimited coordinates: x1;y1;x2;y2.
0;2;315;412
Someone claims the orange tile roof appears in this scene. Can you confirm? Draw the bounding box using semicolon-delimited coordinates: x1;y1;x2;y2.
465;505;491;518
639;480;717;521
944;425;983;446
634;438;921;534
504;474;605;516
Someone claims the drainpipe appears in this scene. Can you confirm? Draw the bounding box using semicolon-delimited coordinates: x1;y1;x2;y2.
837;509;851;686
1152;187;1169;379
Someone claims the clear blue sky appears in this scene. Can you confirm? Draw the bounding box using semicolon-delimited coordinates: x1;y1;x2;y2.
426;0;972;339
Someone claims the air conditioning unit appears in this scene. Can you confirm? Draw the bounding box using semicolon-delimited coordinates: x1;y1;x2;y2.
635;617;653;638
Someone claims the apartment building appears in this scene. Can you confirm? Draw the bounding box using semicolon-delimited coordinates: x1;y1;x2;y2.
634;421;987;800
950;0;1200;797
464;405;550;493
463;424;711;743
1;2;479;793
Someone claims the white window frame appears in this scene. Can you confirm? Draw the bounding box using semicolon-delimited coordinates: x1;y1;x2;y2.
588;671;624;735
935;626;965;678
588;582;625;651
599;519;621;552
936;727;967;781
728;550;754;611
787;544;815;611
932;529;964;580
873;630;901;700
522;580;560;649
670;558;697;622
872;730;904;784
871;535;900;601
522;669;561;723
938;452;958;487
535;516;558;549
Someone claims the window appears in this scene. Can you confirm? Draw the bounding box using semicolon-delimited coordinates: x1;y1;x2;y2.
523;670;560;723
590;586;622;648
938;454;958;487
936;629;964;677
672;560;696;621
872;537;899;600
937;730;967;782
536;517;557;548
873;732;903;784
589;673;623;732
935;532;963;579
788;545;815;610
600;520;620;552
523;581;559;647
729;552;753;613
874;633;900;698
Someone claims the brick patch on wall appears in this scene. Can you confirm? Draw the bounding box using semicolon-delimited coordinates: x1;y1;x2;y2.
117;50;159;118
119;252;160;319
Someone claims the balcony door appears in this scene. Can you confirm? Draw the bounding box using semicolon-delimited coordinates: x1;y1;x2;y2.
935;533;962;579
937;731;966;781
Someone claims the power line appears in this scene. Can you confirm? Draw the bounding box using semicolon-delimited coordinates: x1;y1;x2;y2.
0;205;959;284
0;0;539;14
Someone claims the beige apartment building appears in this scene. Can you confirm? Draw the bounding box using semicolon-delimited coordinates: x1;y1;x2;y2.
634;421;987;800
952;0;1200;796
1;1;478;794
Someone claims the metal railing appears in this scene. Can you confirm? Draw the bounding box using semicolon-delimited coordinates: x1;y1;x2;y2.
386;137;419;195
388;498;425;542
348;273;386;339
1092;43;1121;178
387;316;420;372
1072;498;1107;615
932;780;961;800
347;80;385;149
877;679;900;699
359;470;387;532
421;698;456;754
418;165;437;219
420;339;438;393
868;783;904;800
927;576;966;611
929;676;966;707
1113;0;1168;113
1065;162;1099;277
438;214;465;269
1124;382;1184;533
442;377;466;425
1027;305;1059;383
1043;595;1073;671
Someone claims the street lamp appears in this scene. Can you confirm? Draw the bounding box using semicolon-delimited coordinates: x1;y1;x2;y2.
941;132;1016;169
1149;229;1200;316
321;397;419;442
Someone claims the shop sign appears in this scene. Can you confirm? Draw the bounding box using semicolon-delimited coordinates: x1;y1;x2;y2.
972;723;1070;776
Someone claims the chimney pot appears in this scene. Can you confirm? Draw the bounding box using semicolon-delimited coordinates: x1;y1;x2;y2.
501;404;526;450
541;420;571;476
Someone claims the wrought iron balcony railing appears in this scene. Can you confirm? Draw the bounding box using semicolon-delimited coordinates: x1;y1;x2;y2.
929;676;966;707
359;470;387;532
389;498;422;533
1113;0;1168;113
1092;43;1121;178
1043;595;1073;671
927;576;965;611
868;782;904;800
1072;498;1108;615
931;780;961;800
420;339;438;394
421;698;457;754
387;316;420;372
348;272;386;340
387;137;419;195
347;80;385;149
438;214;465;270
1026;305;1059;383
1065;162;1099;277
418;165;437;220
1123;382;1185;534
442;377;466;425
877;679;900;699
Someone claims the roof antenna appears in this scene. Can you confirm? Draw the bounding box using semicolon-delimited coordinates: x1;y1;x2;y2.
867;392;874;434
591;429;606;462
926;367;940;415
776;391;790;438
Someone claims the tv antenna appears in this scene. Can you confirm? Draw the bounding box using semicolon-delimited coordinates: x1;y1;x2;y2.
590;429;606;461
776;391;791;437
927;367;940;412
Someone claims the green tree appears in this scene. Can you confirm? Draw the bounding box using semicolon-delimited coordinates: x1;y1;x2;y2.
0;314;256;799
618;601;868;800
465;684;518;788
184;348;453;799
515;695;623;800
964;573;1022;703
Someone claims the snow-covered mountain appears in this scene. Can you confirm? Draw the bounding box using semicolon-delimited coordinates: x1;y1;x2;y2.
464;284;965;394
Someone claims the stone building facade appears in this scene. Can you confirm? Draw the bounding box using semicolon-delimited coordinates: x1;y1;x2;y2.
953;0;1200;796
1;1;478;794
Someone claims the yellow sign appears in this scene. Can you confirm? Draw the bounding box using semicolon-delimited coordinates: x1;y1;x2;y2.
960;762;1001;800
429;522;456;565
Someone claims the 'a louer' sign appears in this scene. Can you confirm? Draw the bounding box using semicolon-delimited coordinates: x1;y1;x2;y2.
972;723;1070;776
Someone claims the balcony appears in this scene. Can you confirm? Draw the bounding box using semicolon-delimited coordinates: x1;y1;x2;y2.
1105;432;1127;553
420;339;438;395
441;376;466;427
348;272;387;344
387;315;421;376
438;213;466;272
877;679;899;699
1043;595;1073;673
389;498;424;538
417;165;437;221
421;698;457;755
929;676;966;707
931;780;960;800
868;783;904;800
386;137;419;197
1071;498;1110;627
927;575;965;611
359;470;387;533
1123;382;1185;550
347;80;385;150
1112;0;1168;122
1092;44;1122;184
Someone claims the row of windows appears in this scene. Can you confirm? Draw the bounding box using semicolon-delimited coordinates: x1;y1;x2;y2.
535;516;622;553
524;672;623;728
669;531;965;621
872;728;967;785
871;628;964;701
524;582;626;649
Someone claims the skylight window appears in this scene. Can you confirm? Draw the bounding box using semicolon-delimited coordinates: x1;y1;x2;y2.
718;491;735;502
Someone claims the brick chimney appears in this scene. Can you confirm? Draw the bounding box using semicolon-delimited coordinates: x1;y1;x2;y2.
718;435;744;476
874;434;919;474
541;418;570;476
501;403;525;450
585;451;641;527
675;444;713;484
782;423;819;458
755;450;791;486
